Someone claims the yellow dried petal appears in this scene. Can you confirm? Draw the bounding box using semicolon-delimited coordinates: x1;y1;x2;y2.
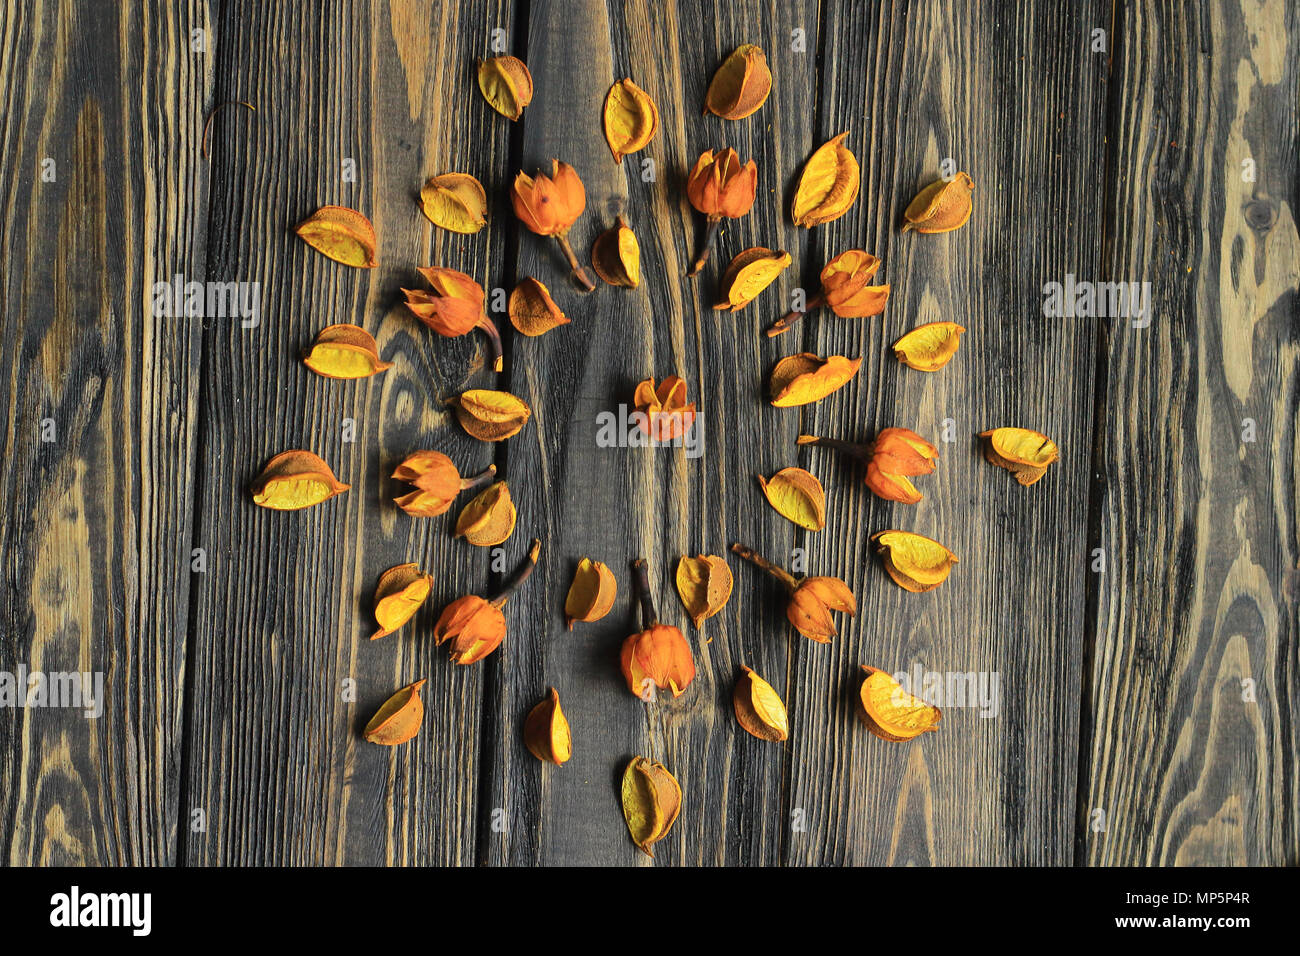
477;55;533;120
603;78;659;163
892;322;966;371
454;480;516;547
450;389;532;441
371;563;434;639
590;216;641;288
294;205;378;268
674;554;734;628
508;278;570;336
791;132;860;227
769;353;862;407
902;171;975;233
363;679;427;746
302;324;392;379
756;467;825;531
712;247;791;311
979;427;1059;485
704;44;771;120
419;173;488;233
250;450;349;510
872;530;958;592
620;756;681;856
734;666;789;741
565;558;617;629
524;687;572;765
856;666;942;741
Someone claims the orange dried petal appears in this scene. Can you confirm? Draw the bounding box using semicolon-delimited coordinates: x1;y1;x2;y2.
756;467;826;530
603;78;659;163
420;173;488;233
704;44;771;120
674;555;733;628
508;278;570;336
872;530;958;592
792;132;860;227
363;679;427;746
302;324;392;379
734;666;789;741
902;172;975;233
250;450;349;510
454;481;516;547
892;322;966;371
295;205;377;268
565;558;617;629
856;666;942;741
371;563;434;639
769;353;862;407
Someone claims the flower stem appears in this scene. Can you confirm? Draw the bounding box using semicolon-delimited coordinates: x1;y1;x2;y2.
729;543;798;592
476;315;504;372
555;234;596;292
796;434;870;460
766;294;825;337
491;539;541;607
459;464;497;492
688;218;721;277
631;558;658;628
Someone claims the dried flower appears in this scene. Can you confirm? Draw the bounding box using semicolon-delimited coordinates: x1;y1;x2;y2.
713;247;791;311
674;555;733;628
363;679;427;745
756;467;825;530
979;427;1059;485
729;543;855;643
767;249;889;336
565;558;617;629
419;173;488;233
734;666;789;741
434;539;540;664
902;171;974;232
791;132;860;227
621;558;695;699
893;322;966;371
512;160;595;292
454;480;517;547
704;44;772;119
447;389;532;442
856;666;942;740
633;375;696;441
524;688;572;765
302;324;392;379
769;353;861;407
686;148;758;276
871;530;958;592
590;216;641;287
294;205;378;268
798;428;938;504
371;563;433;639
250;450;349;510
621;756;681;856
391;451;496;517
604;78;659;163
507;278;570;336
402;267;504;372
477;55;533;120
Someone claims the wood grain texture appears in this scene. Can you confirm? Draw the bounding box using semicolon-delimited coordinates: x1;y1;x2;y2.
1080;0;1300;866
0;0;207;864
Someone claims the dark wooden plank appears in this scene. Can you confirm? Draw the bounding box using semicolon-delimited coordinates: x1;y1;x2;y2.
0;0;206;864
180;0;515;865
1080;0;1300;865
783;0;1109;865
482;0;823;865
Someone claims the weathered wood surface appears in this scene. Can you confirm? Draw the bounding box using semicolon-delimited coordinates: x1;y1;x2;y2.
0;0;1294;867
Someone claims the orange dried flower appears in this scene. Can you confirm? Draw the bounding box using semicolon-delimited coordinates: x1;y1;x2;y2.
434;539;540;665
766;249;890;337
902;172;974;233
402;267;504;372
391;450;496;517
686;147;758;277
512;160;595;292
730;543;855;643
633;375;697;442
620;558;695;699
798;428;938;504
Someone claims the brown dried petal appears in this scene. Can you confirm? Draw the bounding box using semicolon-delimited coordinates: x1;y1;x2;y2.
454;481;516;547
508;278;570;336
704;44;772;120
363;679;427;746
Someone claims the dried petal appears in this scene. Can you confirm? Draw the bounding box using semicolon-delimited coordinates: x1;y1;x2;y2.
508;278;570;336
856;665;942;741
590;216;641;288
565;558;617;629
363;679;426;746
250;450;349;510
524;687;572;765
902;171;974;233
756;467;825;531
686;148;758;219
294;205;378;268
419;173;488;234
454;481;516;547
620;756;681;856
872;530;958;592
620;624;695;699
769;353;862;407
704;44;771;120
791;132;860;227
787;575;856;642
674;555;733;628
371;563;433;639
633;375;696;441
477;55;533;120
979;427;1059;486
866;428;938;504
434;594;506;664
892;322;966;371
449;389;532;442
302;324;392;379
733;666;789;741
820;250;890;317
712;247;791;311
603;78;659;163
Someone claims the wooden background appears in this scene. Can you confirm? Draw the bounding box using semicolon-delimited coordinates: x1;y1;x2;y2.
0;0;1295;866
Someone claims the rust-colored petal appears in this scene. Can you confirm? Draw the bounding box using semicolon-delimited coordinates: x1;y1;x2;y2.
757;467;825;531
820;249;889;317
791;132;860;227
371;563;434;639
564;558;617;629
892;322;966;371
620;624;695;698
419;173;488;233
734;666;789;741
477;55;533;120
712;247;791;311
508;277;570;336
769;353;862;407
363;679;427;746
294;205;378;268
250;450;349;510
302;324;392;379
902;171;975;233
454;481;516;547
603;78;660;163
391;450;468;517
979;427;1059;485
856;665;942;740
704;44;772;120
434;594;507;664
674;554;734;628
686;148;758;219
872;530;958;592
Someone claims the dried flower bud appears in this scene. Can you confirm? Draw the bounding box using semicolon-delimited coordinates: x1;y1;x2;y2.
565;558;617;629
448;389;532;442
434;540;540;664
856;666;942;740
621;559;695;699
674;555;733;629
734;666;789;741
512;160;595;292
730;543;855;643
403;267;504;371
294;205;378;268
621;756;681;856
633;375;696;441
871;530;958;592
769;353;862;407
766;249;889;337
893;322;966;371
302;324;392;379
250;450;349;510
590;216;641;287
712;247;790;311
524;687;572;765
508;278;570;336
604;78;659;163
792;132;860;227
979;427;1059;485
686;148;758;277
391;451;495;517
420;173;488;233
704;44;771;120
371;563;434;639
454;480;517;547
477;55;533;120
902;171;974;233
364;679;427;746
797;428;938;504
757;467;825;530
